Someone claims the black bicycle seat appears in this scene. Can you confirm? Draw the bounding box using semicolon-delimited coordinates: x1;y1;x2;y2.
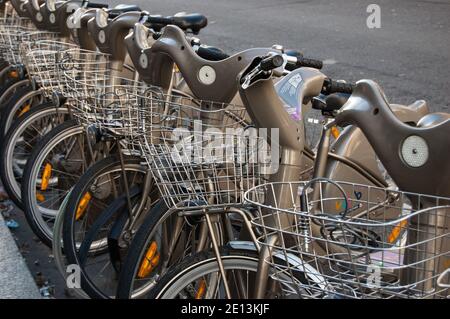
196;45;229;61
108;4;141;18
170;13;207;33
285;49;303;58
326;93;349;110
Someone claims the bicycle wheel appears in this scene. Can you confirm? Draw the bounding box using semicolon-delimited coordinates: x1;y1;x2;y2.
0;78;30;111
51;188;90;299
147;248;308;299
0;103;69;208
21;120;106;246
0;85;48;137
62;155;154;299
116;201;225;299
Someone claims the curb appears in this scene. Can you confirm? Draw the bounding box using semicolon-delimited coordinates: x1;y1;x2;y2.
0;212;41;299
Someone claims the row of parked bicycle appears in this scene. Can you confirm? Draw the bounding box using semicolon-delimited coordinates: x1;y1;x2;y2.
0;0;448;299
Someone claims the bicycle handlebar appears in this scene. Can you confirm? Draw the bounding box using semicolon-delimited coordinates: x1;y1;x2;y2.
322;78;354;95
286;56;323;71
85;2;109;9
298;57;323;70
260;55;284;71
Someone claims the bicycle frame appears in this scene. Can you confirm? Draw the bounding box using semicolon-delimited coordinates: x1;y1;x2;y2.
181;59;436;299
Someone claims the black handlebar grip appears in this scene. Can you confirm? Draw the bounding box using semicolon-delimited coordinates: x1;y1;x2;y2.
260;55;284;72
299;57;323;70
323;78;354;94
86;2;109;9
197;46;230;61
332;81;354;94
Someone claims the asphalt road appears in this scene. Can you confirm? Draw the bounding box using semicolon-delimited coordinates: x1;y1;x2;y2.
112;0;450;112
3;0;449;299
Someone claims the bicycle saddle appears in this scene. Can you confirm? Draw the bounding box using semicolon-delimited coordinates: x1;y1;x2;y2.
335;79;450;198
107;4;141;18
326;93;349;111
310;93;349;116
169;13;207;34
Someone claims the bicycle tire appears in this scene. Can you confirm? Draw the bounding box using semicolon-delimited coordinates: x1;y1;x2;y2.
146;248;308;299
0;85;48;137
115;200;169;299
116;200;227;299
62;155;148;299
0;103;69;208
51;188;90;299
21;119;85;246
0;79;30;109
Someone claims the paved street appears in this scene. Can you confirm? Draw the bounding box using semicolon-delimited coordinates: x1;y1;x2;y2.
2;0;449;299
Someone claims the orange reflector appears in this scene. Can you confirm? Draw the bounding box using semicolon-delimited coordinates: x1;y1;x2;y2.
151;253;160;267
388;219;408;243
18;104;31;117
75;192;92;221
444;259;450;269
36;192;45;202
8;70;19;79
195;279;207;299
137;241;159;278
331;126;340;139
40;163;52;191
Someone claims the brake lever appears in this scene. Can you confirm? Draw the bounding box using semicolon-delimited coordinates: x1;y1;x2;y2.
241;52;286;89
240;66;263;90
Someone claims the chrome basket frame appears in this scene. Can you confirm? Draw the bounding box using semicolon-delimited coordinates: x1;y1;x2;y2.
244;180;450;299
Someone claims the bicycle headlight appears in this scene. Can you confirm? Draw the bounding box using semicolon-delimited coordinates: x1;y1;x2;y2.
46;0;56;12
67;8;85;29
31;0;40;11
135;24;150;49
96;9;108;28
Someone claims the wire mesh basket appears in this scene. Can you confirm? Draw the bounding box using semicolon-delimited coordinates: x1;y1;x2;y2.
244;180;450;299
57;47;112;92
21;40;80;96
132;94;271;209
67;75;151;138
0;27;58;64
59;46;150;137
0;15;33;29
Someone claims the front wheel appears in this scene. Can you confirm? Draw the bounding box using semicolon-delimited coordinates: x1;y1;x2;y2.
62;155;152;299
21;120;93;246
0;86;47;137
0;103;69;208
116;201;225;299
147;248;305;299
